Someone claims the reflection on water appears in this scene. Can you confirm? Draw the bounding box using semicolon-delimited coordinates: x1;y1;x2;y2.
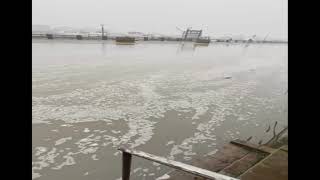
177;42;196;53
32;40;287;180
176;42;211;54
101;42;106;55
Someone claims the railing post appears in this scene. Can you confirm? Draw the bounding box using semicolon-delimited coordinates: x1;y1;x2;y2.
122;151;132;180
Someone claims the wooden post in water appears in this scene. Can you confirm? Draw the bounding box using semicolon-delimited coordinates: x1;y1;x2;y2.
122;151;132;180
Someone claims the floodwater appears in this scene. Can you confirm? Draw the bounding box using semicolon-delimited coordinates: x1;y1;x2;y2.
32;39;288;180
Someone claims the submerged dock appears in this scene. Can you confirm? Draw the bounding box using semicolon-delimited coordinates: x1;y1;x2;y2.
166;127;288;180
165;139;287;180
118;128;287;180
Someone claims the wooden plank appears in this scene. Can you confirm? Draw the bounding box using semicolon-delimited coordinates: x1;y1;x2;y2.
230;140;274;154
219;151;267;177
259;146;277;154
280;145;288;152
240;149;288;180
168;143;249;180
118;147;239;180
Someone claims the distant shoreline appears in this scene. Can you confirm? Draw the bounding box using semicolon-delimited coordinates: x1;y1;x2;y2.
32;35;287;44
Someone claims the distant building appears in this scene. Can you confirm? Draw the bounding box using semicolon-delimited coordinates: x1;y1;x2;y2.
182;29;202;40
128;32;145;36
50;26;80;35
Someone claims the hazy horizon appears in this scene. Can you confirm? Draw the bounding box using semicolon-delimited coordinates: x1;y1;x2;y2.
32;0;288;40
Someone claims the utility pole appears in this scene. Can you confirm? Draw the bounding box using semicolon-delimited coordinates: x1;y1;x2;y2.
100;24;105;40
184;28;190;41
198;30;202;40
263;33;270;42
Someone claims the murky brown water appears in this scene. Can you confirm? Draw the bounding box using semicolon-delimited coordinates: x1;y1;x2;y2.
32;39;287;180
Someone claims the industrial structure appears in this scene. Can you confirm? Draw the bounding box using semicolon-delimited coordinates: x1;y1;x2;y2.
32;25;287;44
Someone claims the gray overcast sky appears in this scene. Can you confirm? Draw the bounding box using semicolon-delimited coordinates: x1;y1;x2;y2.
32;0;287;39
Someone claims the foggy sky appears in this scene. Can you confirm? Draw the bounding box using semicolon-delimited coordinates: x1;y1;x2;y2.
32;0;288;39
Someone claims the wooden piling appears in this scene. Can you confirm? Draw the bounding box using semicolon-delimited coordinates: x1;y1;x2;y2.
122;151;132;180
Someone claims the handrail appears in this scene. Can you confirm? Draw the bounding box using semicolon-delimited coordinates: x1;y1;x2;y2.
118;147;240;180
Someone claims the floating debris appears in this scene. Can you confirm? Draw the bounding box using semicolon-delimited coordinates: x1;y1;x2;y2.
246;136;253;141
273;121;278;136
266;125;271;133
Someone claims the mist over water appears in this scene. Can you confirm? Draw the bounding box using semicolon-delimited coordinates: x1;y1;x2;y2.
32;0;288;40
32;40;287;180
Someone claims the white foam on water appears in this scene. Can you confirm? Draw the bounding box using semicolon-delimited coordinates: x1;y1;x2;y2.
192;106;209;120
165;141;175;146
111;130;121;134
167;81;260;159
55;137;72;146
33;65;286;177
207;149;218;156
32;171;41;179
133;167;142;173
33;147;59;177
152;162;160;166
156;174;170;180
91;154;98;160
52;152;76;170
35;146;47;156
61;124;73;127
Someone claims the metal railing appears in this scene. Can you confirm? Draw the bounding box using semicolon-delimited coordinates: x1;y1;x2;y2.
118;147;240;180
